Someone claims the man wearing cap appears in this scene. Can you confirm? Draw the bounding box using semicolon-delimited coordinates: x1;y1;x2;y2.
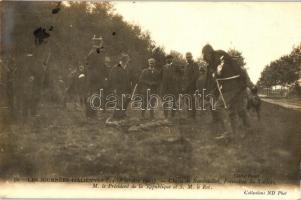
183;52;199;119
161;55;183;118
202;44;251;139
138;58;161;119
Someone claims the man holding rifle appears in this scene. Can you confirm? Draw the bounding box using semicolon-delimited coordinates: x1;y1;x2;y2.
202;44;252;140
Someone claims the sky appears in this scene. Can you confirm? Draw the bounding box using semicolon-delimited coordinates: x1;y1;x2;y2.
113;2;301;83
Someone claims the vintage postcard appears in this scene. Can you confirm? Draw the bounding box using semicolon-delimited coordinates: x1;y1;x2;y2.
0;1;300;199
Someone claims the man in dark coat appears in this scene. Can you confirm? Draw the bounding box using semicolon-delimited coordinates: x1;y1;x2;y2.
183;52;199;119
85;36;108;118
110;53;132;120
65;64;87;108
4;57;17;119
196;64;208;112
161;55;183;118
138;58;161;119
202;44;251;139
15;50;45;119
25;48;48;117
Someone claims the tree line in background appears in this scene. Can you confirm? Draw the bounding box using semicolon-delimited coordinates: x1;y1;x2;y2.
1;1;179;104
1;1;300;105
1;1;170;70
0;1;245;80
257;44;301;89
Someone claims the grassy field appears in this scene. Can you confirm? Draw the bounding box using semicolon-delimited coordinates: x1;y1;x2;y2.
0;101;300;185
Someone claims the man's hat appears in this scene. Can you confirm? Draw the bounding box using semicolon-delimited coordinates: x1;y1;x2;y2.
119;53;130;61
148;58;156;63
92;35;103;41
166;55;173;59
186;52;193;57
202;44;214;54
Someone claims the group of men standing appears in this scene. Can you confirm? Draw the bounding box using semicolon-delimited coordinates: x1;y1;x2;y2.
1;35;255;139
81;42;255;139
107;52;203;121
150;53;200;119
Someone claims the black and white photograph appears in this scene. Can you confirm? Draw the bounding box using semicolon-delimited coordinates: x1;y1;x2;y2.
0;1;300;199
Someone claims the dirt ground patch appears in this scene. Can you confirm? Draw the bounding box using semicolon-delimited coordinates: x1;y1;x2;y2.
0;102;300;185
